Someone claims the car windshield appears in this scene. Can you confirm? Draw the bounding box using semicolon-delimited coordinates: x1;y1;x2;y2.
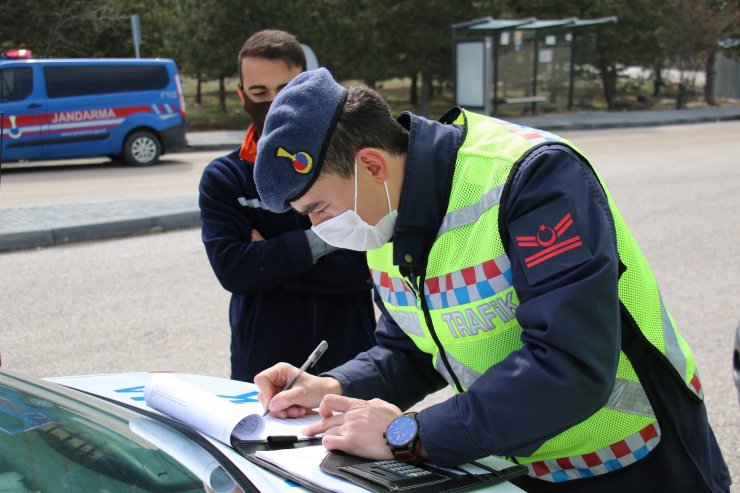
0;371;247;492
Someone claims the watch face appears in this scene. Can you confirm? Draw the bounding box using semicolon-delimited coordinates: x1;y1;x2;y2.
386;415;417;447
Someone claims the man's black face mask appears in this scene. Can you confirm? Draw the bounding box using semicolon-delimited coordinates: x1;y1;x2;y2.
240;89;272;139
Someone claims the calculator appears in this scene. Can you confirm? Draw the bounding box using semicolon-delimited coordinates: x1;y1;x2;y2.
339;459;450;490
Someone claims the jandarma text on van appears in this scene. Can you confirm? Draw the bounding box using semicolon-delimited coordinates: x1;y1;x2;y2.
50;109;117;124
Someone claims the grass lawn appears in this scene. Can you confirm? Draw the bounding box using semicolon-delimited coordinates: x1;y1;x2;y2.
183;76;460;130
182;74;728;131
182;77;245;131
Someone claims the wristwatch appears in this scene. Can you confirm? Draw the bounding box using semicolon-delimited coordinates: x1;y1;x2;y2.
384;412;423;464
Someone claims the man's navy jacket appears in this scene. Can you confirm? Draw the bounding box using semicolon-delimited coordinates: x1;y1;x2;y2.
199;148;376;382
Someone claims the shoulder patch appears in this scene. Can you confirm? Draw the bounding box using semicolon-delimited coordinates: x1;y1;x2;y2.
508;196;593;285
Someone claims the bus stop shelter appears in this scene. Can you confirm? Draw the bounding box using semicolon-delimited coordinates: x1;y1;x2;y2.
453;17;617;115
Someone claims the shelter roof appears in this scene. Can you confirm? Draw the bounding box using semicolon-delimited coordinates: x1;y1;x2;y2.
454;16;616;33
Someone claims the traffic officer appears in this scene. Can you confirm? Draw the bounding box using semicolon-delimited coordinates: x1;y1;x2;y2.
252;68;730;493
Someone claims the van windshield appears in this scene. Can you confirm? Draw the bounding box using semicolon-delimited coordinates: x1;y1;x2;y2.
44;64;169;98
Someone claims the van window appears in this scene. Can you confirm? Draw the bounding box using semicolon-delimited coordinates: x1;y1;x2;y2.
44;65;169;98
0;67;33;102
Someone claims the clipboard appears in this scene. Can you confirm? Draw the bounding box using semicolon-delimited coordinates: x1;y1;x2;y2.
232;435;324;452
320;451;527;493
235;441;330;493
238;445;527;493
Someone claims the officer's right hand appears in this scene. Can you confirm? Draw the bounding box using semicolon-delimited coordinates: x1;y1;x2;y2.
255;362;342;418
251;228;265;242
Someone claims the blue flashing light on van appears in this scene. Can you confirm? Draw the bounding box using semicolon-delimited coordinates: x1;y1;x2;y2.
0;58;187;166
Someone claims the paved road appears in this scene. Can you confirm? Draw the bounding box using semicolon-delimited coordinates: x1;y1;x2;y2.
2;106;740;252
0;150;223;206
2;121;738;483
0;150;222;250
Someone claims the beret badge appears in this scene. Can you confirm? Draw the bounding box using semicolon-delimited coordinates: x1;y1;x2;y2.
277;146;313;175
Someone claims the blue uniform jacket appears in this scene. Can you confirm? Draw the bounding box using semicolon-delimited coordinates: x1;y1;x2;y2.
324;111;729;492
199;148;377;382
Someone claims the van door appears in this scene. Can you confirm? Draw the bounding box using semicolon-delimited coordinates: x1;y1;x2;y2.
42;62;179;163
43;64;124;160
0;65;46;161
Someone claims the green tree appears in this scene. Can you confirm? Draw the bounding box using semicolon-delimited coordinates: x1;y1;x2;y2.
0;0;179;58
295;0;395;85
171;0;247;112
660;0;740;106
115;0;180;58
508;0;665;109
166;0;317;112
383;0;505;115
1;0;130;57
298;0;503;115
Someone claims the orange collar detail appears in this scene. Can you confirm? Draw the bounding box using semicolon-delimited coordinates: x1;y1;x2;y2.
239;125;258;163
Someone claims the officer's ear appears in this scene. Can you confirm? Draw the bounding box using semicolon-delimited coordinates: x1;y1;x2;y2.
356;147;390;183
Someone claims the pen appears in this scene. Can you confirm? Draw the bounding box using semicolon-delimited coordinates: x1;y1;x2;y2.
263;340;328;416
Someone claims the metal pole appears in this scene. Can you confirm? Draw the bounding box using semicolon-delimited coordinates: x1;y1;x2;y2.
568;30;576;111
531;31;540;114
131;14;142;58
493;33;500;115
452;27;458;107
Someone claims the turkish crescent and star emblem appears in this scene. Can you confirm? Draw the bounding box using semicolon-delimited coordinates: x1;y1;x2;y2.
277;146;313;174
515;212;583;269
508;196;592;284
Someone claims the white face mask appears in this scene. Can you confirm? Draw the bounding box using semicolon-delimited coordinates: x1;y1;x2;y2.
312;158;397;251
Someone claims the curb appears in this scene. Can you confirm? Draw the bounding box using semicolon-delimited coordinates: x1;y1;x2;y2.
505;107;740;131
0;211;201;253
177;144;236;153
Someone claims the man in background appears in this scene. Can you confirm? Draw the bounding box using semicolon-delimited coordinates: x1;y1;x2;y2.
198;31;376;382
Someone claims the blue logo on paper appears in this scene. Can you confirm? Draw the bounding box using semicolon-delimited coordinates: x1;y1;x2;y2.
113;386;259;404
217;391;259;404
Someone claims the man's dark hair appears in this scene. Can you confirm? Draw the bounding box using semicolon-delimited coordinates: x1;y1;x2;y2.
322;86;409;178
237;29;307;83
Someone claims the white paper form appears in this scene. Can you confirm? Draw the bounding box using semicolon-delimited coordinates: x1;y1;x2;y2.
144;373;320;445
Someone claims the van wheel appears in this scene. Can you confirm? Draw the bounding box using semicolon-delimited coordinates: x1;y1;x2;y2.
124;131;161;166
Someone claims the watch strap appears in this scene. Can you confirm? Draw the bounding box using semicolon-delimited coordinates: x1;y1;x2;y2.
391;444;422;464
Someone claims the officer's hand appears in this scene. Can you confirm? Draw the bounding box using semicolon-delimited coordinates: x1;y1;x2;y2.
303;394;401;460
255;363;342;418
251;228;265;242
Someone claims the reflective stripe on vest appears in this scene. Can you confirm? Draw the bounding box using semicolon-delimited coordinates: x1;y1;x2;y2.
437;185;505;237
433;350;654;418
526;423;661;482
372;270;418;308
424;254;513;311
